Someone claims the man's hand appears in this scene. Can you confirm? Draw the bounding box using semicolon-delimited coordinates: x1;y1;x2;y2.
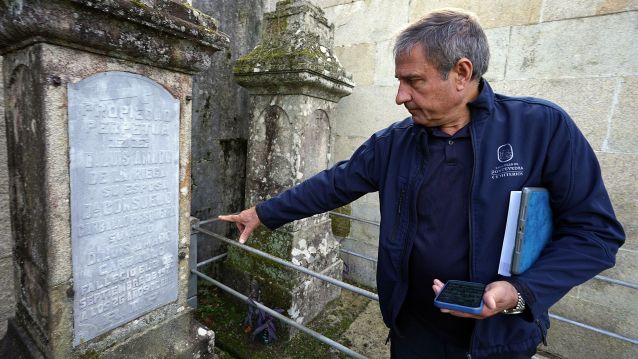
218;207;261;244
432;279;519;319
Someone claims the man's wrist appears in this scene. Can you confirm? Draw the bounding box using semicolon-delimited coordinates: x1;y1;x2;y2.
502;292;526;314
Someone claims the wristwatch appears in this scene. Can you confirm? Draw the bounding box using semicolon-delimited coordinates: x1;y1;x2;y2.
502;292;526;314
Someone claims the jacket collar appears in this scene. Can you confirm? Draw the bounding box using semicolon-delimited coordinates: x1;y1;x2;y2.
468;78;495;115
466;78;495;143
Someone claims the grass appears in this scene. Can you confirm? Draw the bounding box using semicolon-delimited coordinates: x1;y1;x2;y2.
196;278;374;358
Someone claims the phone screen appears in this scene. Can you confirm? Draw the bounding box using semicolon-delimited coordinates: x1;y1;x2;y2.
436;280;485;307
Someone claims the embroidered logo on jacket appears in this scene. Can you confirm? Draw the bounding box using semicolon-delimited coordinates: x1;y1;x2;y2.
491;143;524;180
497;144;513;162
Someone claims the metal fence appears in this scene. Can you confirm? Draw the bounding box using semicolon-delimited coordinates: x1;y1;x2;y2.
329;212;638;347
189;217;373;358
189;213;638;359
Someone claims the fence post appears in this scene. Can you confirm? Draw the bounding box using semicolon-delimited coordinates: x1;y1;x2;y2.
188;217;200;309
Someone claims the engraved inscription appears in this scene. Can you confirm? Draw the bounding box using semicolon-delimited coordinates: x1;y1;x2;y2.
68;72;180;346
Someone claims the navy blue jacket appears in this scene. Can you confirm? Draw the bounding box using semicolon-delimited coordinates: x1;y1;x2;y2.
256;80;624;357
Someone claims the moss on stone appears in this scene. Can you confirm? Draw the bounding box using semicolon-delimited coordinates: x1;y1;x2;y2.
232;3;348;81
233;34;346;78
225;229;295;287
197;279;371;358
128;0;147;9
79;350;100;359
330;204;352;238
265;14;288;35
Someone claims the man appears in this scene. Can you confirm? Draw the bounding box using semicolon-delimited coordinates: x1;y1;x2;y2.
220;8;624;358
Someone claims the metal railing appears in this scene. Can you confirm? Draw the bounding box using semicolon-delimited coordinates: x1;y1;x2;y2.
329;211;638;347
191;269;366;358
190;212;638;359
194;221;378;302
190;217;374;359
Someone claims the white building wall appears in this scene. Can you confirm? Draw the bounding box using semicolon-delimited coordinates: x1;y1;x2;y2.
312;0;637;357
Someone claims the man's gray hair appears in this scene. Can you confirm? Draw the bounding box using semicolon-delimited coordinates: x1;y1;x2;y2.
394;8;489;80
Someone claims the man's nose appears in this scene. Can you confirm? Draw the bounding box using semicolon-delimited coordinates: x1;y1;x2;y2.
396;84;411;105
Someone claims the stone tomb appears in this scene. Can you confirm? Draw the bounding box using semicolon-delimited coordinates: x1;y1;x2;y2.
68;72;180;345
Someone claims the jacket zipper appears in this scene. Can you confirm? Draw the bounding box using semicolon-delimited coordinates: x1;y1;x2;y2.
399;152;427;278
391;188;406;243
392;131;428;328
468;124;478;355
536;319;548;346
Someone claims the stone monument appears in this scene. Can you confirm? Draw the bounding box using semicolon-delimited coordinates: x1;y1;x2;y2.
229;0;354;334
0;0;228;357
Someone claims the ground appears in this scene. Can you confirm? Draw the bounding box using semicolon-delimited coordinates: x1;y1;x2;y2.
197;279;556;359
196;278;389;358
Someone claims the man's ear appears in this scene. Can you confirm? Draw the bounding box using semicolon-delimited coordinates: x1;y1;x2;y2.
453;58;474;90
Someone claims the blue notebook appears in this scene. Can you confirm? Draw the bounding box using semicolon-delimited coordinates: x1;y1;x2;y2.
511;187;553;274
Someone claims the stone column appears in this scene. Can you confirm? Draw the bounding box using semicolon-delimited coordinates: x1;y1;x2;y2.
230;0;354;334
0;1;228;358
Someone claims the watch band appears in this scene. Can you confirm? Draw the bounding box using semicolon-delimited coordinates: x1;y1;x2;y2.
502;292;525;314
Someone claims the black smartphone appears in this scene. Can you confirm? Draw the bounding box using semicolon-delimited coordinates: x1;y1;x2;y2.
433;280;486;315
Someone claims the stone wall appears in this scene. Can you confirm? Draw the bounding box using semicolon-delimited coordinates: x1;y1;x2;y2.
190;0;271;264
312;0;637;357
0;54;14;339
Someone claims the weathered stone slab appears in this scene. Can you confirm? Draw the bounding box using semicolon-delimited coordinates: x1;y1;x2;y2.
333;134;368;163
506;12;638;79
233;1;353;102
313;0;360;8
340;237;378;289
606;76;638;153
323;0;409;46
2;0;214;355
552;279;637;341
0;53;12;260
0;0;229;73
0;64;10;348
333;86;410;138
491;78;617;151
544;315;638;359
409;0;542;28
373;40;396;87
542;0;638;22
68;71;180;345
576;279;638;338
0;257;15;322
350;198;381;247
334;43;375;86
98;310;216;359
288;259;343;325
601;248;638;284
483;27;510;82
343;300;389;358
232;1;351;336
0;199;11;258
597;152;638;248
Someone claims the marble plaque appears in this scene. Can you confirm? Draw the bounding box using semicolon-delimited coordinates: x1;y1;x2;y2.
68;72;180;345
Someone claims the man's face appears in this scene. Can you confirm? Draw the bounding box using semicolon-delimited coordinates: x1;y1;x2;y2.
394;44;466;129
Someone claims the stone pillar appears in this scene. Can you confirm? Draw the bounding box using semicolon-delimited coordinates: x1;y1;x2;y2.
229;0;354;333
0;53;14;339
0;1;228;358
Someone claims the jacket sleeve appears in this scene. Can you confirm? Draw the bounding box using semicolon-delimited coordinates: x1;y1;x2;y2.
256;135;382;230
508;108;625;322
